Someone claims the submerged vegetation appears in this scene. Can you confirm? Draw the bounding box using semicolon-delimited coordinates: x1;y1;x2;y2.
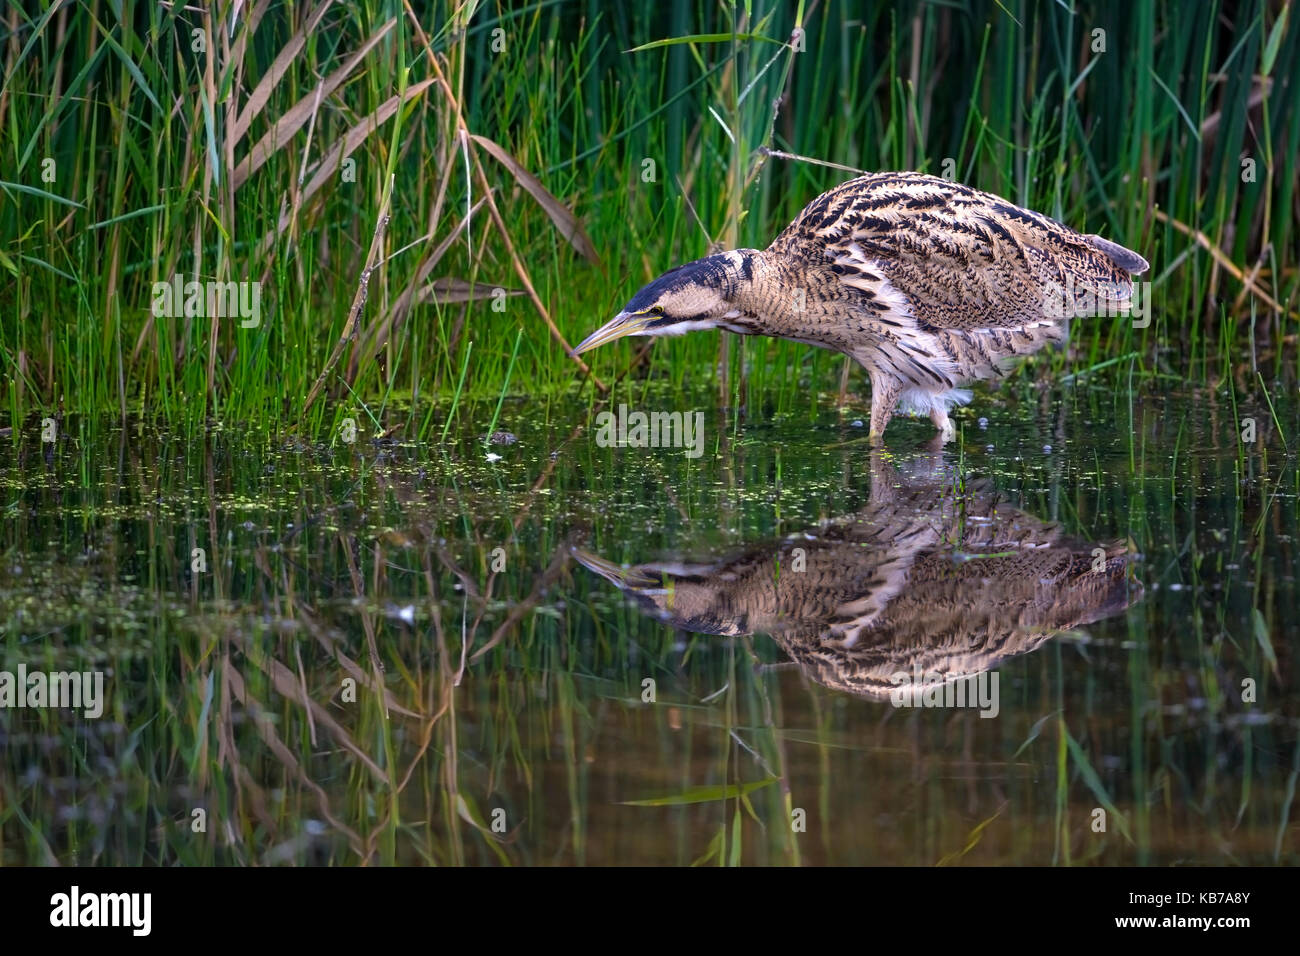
1;0;1297;435
2;390;1297;865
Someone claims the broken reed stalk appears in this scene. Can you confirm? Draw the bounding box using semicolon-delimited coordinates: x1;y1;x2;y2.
302;174;395;416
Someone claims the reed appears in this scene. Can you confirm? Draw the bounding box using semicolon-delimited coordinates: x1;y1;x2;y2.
0;0;1295;435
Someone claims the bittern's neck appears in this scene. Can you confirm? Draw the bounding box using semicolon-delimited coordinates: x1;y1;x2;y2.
725;249;804;326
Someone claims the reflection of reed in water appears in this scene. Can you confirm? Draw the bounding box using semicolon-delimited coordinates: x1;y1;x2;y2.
574;452;1143;701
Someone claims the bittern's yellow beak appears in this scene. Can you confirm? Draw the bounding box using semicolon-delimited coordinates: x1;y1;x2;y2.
569;547;660;589
572;311;655;355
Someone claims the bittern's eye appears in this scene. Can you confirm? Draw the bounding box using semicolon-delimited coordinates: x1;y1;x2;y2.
649;306;664;315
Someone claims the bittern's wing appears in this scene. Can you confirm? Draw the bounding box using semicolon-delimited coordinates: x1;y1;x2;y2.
767;172;1148;334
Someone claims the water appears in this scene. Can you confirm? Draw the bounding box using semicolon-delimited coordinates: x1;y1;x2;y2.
2;378;1297;865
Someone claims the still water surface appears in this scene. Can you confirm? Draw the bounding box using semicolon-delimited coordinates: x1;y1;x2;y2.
2;379;1296;864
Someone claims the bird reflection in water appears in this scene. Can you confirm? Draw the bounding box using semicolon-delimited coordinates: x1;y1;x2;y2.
574;451;1142;709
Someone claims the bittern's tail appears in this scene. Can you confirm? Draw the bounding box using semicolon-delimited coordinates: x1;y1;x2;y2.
1086;234;1149;275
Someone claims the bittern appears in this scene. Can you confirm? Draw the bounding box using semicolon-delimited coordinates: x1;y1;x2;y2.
572;452;1143;700
574;172;1149;442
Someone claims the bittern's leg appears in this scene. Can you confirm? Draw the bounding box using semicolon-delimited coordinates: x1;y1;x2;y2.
929;405;955;444
867;373;903;444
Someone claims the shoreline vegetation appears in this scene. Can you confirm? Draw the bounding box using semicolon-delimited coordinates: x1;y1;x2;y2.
1;1;1296;437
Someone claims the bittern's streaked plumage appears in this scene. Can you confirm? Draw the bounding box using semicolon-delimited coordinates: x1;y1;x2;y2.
574;172;1149;442
572;452;1143;700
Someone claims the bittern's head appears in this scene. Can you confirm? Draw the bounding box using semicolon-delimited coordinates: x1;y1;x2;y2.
573;250;758;356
